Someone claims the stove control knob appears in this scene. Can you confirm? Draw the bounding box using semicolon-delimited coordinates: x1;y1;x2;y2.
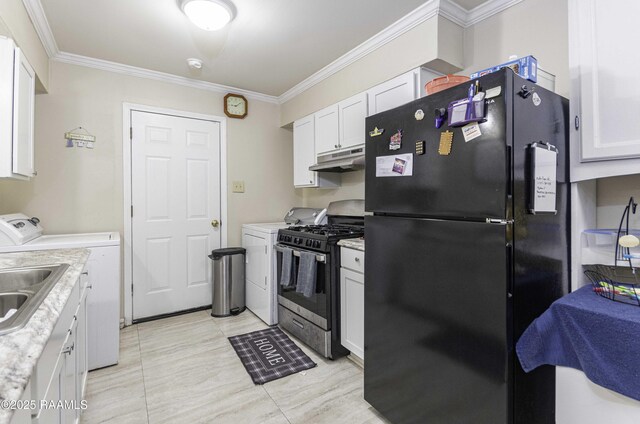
296;238;303;245
305;240;311;246
314;240;321;248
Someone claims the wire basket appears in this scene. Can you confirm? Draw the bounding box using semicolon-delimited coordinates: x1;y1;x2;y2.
584;265;640;307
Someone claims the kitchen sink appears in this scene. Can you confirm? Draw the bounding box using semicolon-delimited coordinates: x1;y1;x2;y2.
0;264;69;335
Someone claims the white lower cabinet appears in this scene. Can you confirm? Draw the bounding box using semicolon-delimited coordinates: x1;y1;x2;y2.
31;269;89;424
340;247;364;360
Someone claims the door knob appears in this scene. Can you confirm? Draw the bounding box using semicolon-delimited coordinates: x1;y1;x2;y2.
211;219;220;228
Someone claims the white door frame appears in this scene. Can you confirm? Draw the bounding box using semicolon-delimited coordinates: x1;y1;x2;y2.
122;103;228;325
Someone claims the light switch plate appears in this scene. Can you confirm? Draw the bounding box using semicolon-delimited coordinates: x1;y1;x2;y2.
232;181;245;193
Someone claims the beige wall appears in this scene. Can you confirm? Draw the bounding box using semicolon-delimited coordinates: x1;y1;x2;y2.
462;0;569;97
0;0;50;91
0;61;301;246
297;171;365;209
596;175;640;229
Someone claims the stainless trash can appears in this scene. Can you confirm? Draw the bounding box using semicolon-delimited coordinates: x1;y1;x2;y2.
209;247;246;317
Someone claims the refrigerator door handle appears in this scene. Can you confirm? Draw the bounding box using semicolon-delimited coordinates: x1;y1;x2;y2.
485;218;514;224
506;243;514;298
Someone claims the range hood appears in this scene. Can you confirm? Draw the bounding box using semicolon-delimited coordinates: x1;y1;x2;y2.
309;147;365;173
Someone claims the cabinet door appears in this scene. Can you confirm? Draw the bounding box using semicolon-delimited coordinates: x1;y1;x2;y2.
367;71;415;116
569;0;640;179
293;115;316;187
36;347;66;424
63;314;78;424
76;286;89;405
340;267;364;359
314;104;339;155
12;47;35;177
338;92;367;150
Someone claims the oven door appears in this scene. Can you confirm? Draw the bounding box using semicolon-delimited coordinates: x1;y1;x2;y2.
275;243;330;330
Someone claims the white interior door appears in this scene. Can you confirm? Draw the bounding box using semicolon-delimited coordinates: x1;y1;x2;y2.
131;110;221;320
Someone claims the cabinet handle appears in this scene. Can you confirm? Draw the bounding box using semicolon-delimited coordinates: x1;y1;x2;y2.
309;180;313;184
81;271;89;275
62;343;74;355
354;257;360;262
334;144;338;148
32;171;37;176
575;115;580;130
292;319;305;329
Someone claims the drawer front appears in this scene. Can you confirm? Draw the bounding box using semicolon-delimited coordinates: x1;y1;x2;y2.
341;247;364;273
278;305;330;358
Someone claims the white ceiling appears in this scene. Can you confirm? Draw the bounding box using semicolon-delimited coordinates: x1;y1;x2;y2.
38;0;492;97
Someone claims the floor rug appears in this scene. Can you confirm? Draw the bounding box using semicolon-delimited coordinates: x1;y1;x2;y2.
228;326;316;384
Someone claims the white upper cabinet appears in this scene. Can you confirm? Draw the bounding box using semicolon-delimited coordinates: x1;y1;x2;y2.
293;114;316;187
0;37;35;180
12;47;36;177
367;71;416;116
366;68;439;116
338;92;367;150
569;0;640;181
293;115;339;188
315;93;367;156
314;104;339;155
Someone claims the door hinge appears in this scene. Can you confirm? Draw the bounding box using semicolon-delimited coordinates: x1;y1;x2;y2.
131;205;133;217
486;218;514;225
130;127;133;140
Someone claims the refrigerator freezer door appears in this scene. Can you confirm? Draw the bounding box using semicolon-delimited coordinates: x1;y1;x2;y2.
365;71;510;220
364;215;510;424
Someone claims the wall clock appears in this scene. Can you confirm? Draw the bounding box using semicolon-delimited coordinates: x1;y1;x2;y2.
224;93;248;119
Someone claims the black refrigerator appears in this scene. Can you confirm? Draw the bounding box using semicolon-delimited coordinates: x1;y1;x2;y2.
364;69;570;424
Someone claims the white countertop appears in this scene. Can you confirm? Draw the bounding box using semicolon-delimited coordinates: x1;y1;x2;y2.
0;248;90;424
338;237;365;252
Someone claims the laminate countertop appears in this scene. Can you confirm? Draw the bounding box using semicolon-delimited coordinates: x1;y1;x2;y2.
0;248;90;424
338;238;365;252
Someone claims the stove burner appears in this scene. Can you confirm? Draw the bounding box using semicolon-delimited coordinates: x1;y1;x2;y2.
286;224;363;237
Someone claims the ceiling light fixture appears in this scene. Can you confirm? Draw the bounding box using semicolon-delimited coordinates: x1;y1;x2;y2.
181;0;235;31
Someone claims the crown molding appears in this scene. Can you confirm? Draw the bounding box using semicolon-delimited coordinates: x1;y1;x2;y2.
21;0;59;57
437;0;468;27
465;0;524;27
278;0;441;104
53;52;279;104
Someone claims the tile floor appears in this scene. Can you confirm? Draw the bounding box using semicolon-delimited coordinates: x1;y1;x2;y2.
80;309;389;424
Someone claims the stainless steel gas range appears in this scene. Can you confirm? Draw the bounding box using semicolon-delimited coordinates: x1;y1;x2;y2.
275;200;364;359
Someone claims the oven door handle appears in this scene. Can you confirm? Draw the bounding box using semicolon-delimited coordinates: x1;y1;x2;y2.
275;244;326;263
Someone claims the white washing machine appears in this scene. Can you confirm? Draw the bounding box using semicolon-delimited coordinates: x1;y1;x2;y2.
242;208;326;325
0;213;120;370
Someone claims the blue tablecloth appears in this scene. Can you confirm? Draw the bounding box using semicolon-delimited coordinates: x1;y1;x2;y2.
516;285;640;400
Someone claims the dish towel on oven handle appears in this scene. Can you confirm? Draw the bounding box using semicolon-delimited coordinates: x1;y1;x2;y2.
279;247;295;287
296;250;317;298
